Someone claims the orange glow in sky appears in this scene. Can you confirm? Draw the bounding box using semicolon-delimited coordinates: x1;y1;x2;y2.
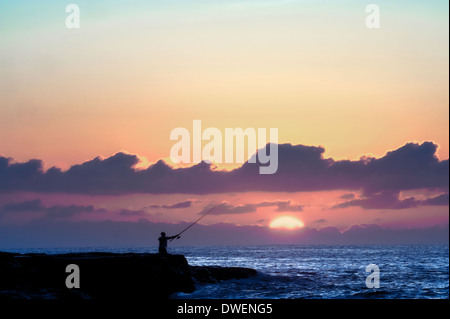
0;0;448;238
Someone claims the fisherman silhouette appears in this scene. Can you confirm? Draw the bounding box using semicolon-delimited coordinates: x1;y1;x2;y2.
158;232;179;255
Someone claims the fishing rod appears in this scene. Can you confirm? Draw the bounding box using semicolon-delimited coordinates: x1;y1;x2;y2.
169;206;216;242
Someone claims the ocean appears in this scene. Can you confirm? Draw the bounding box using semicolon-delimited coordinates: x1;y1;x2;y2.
4;245;449;299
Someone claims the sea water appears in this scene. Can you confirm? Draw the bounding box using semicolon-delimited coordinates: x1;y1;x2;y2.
5;245;449;299
173;245;449;299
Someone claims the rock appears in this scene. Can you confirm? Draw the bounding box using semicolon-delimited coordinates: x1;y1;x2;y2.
0;252;194;300
0;252;257;300
190;266;257;283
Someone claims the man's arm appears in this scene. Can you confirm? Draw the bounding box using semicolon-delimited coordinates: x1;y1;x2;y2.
168;235;180;240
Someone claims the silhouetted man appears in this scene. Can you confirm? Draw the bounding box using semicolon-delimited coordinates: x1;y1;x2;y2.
158;232;179;255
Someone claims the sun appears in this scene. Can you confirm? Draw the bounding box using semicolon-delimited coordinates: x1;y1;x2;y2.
269;216;305;230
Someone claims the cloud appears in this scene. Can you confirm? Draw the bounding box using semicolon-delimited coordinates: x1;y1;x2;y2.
2;199;45;212
45;204;95;219
333;191;449;210
421;193;449;206
199;202;257;215
198;200;303;215
332;191;420;210
118;209;147;217
340;193;355;199
146;200;193;210
0;199;101;220
272;201;304;212
251;200;304;212
0;142;447;195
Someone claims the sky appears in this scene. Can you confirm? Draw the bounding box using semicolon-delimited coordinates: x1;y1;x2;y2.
0;0;448;248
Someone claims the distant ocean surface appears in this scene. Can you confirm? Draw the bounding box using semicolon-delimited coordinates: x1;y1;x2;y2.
4;245;449;299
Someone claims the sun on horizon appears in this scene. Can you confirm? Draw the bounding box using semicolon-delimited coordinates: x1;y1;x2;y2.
269;216;305;230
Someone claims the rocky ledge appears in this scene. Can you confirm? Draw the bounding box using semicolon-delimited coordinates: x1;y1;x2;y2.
0;251;256;300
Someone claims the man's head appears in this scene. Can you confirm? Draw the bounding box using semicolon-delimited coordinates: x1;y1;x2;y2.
161;232;166;237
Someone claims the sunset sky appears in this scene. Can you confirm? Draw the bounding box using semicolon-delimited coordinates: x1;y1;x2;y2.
0;0;448;247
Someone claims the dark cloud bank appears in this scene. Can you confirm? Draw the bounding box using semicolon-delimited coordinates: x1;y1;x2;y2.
0;142;448;195
0;198;447;247
0;219;447;249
